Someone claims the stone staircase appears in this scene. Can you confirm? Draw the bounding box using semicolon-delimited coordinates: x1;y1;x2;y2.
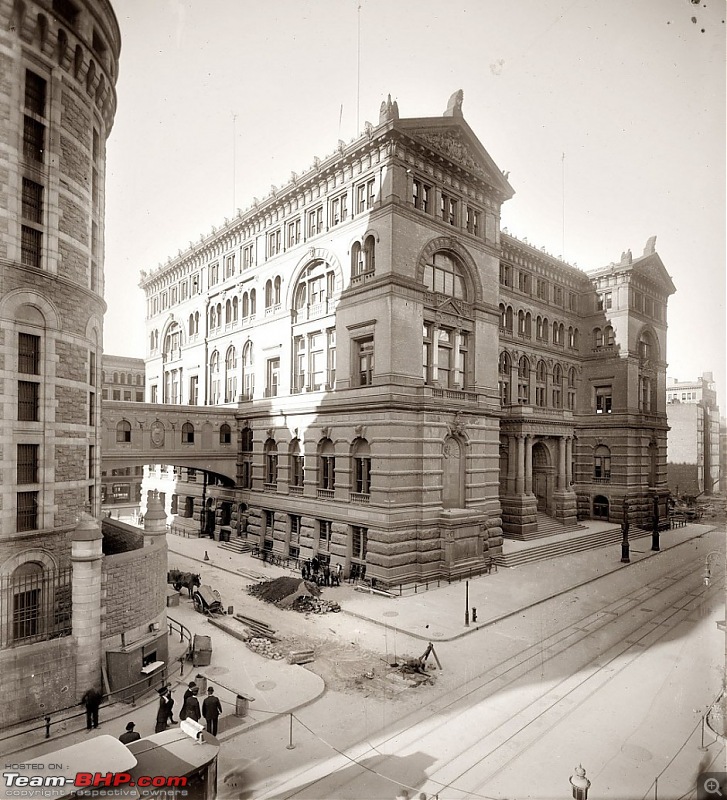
495;524;651;568
218;538;252;555
503;512;587;542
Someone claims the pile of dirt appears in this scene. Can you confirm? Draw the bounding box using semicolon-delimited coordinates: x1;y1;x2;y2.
248;577;321;606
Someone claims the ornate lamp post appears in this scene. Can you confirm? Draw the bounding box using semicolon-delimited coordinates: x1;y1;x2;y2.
621;498;630;563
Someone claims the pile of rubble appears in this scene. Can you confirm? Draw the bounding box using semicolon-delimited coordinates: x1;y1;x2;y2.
245;636;284;660
248;577;341;613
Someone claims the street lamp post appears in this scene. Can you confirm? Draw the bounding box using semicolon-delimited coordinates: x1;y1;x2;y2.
621;498;630;563
464;580;469;627
651;494;660;552
569;764;591;800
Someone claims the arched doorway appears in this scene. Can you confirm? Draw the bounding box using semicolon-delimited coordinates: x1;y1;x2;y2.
532;441;553;512
593;495;610;519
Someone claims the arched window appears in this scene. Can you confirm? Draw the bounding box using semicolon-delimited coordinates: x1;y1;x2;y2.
499;304;507;330
518;356;530;404
127;373;132;384
351;242;364;278
12;562;45;641
594;445;611;481
351;438;371;495
182;422;194;444
605;325;615;347
225;346;237;403
293;261;336;317
506;306;513;332
423;252;467;300
552;363;563;408
535;360;547;407
264;439;278;486
116;419;131;443
184;496;194;518
363;235;376;274
536;315;543;340
274;276;281;305
232;296;238;322
120;373;125;384
188;314;195;336
241;341;254;400
163;323;181;359
216;303;222;327
136;375;142;386
442;435;465;509
553;321;559;343
113;372;119;383
209;350;220;404
525;312;532;337
518;309;526;334
265;279;273;309
541;317;549;342
594;327;603;348
225;299;232;324
250;289;256;315
318;438;335;491
242;292;249;318
573;328;579;349
219;423;232;444
498;351;511;405
567;326;575;348
210;305;217;329
194;311;199;334
289;438;304;489
568;367;577;410
559;323;565;344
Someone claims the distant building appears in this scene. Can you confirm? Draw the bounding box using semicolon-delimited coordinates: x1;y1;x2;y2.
102;354;146;402
666;372;721;495
139;92;675;587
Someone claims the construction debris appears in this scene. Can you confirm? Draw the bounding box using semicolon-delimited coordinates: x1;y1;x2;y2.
245;636;284;660
287;648;315;665
247;577;341;613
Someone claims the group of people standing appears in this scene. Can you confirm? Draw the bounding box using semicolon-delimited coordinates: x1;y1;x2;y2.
155;682;223;736
301;557;343;587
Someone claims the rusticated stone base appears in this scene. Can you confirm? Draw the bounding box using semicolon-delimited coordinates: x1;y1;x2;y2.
500;494;538;538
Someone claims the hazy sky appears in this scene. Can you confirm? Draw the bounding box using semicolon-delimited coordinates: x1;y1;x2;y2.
103;0;726;404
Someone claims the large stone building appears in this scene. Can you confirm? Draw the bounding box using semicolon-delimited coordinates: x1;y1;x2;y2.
140;92;675;588
666;372;722;496
0;0;169;727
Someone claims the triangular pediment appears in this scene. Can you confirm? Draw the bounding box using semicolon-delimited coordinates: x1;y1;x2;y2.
631;252;676;296
394;117;514;199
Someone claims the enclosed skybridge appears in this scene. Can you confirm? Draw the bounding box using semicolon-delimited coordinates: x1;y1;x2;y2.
101;401;238;482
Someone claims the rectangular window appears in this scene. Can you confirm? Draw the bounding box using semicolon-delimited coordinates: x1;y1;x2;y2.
499;263;511;287
318;520;332;553
224;254;235;278
412;179;431;213
568;292;577;311
17;444;39;484
17;491;39;532
25;70;47;116
326;328;336;389
21;225;42;268
356;337;374;386
307;207;323;237
536;279;548;301
266;357;280;398
189;375;199;405
89;350;96;386
88;391;95;426
88;445;94;479
595;386;612;414
356;179;375;213
23;116;45;162
287;218;301;247
330;194;348;226
553;286;563;306
441;193;457;226
518;271;530;294
604;291;613;310
289;515;301;558
22;179;43;223
18;380;39;421
351;526;368;560
242;244;254;269
208;263;219;286
19;333;40;374
268;229;281;257
466;207;481;236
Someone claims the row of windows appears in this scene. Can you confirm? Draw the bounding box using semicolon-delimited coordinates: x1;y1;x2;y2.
103;389;144;402
499;305;579;349
103;371;144;385
498;352;577;408
499;264;578;311
115;419;233;444
411;178;484;239
254;513;367;565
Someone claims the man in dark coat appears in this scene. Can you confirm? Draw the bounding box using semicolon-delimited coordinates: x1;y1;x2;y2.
181;687;201;722
119;721;141;744
155;688;170;733
179;681;197;720
201;687;223;736
81;687;103;730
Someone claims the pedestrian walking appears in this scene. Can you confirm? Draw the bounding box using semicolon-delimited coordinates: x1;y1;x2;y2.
119;721;141;744
80;687;103;731
181;687;201;722
201;687;223;736
155;688;170;733
165;688;177;725
179;681;196;720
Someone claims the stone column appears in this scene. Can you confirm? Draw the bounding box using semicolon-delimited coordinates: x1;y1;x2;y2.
557;436;567;490
144;490;167;547
515;435;525;495
566;436;573;486
525;435;533;495
507;434;517;494
72;513;103;697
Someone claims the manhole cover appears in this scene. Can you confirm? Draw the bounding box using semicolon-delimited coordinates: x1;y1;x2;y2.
620;743;653;762
255;680;276;691
205;666;229;676
382;611;399;618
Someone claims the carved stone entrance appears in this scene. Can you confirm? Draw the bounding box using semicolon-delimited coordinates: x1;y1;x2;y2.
532;441;553;514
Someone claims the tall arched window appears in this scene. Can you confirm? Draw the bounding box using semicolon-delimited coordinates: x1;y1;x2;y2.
225;346;237;403
194;311;199;334
535;360;547;407
241;341;254;400
605;325;615;347
219;423;231;444
498;351;511;405
209;350;220;404
274;276;281;305
188;314;195;336
242;292;249;318
423;252;467;300
518;356;530;404
116;419;131;443
289;438;304;490
163;323;181;360
318;438;335;491
499;304;507;330
225;299;232;324
506;306;513;332
293;261;336;319
363;235;376;274
442;435;465;509
518;310;526;334
264;439;278;486
568;367;577;410
240;428;253;488
182;422;194;444
351;242;364;278
351;438;371;496
552;364;563;408
541;317;548;343
250;288;256;315
232;296;238;322
210;305;217;329
265;279;273;309
594;327;603;348
594;445;611;481
536;315;544;340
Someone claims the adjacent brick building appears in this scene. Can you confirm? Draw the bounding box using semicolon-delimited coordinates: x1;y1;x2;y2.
140;92;675;588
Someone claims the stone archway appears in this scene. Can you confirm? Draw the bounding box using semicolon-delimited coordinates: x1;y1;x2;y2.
532;441;554;513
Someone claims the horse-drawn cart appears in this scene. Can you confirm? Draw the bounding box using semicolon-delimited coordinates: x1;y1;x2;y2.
192;584;226;615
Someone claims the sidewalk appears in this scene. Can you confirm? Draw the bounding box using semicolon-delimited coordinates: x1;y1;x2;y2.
2;520;718;766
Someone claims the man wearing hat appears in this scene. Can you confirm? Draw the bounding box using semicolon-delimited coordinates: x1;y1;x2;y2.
119;722;141;744
155;687;171;733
